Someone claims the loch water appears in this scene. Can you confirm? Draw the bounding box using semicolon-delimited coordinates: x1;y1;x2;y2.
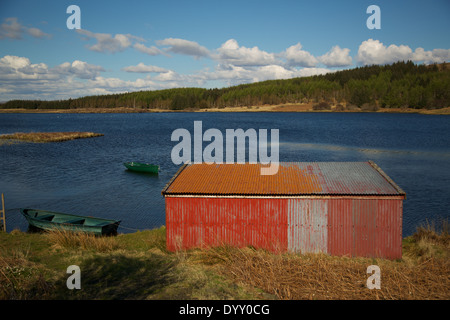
1;112;449;237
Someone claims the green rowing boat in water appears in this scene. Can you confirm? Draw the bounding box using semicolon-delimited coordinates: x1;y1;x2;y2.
124;162;159;173
20;208;121;236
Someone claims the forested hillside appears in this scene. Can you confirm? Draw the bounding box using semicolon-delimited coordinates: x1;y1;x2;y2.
2;61;449;111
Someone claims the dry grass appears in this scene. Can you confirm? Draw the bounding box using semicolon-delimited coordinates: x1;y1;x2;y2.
1;221;448;300
272;103;314;112
0;132;104;143
409;219;449;260
194;245;449;300
44;228;122;252
190;221;450;300
0;249;54;299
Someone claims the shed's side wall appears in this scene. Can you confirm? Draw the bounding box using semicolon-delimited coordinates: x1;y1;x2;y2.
327;198;403;259
165;197;288;252
287;199;328;253
165;196;403;259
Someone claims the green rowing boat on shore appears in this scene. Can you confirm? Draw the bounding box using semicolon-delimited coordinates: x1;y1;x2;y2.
124;162;159;173
20;208;121;236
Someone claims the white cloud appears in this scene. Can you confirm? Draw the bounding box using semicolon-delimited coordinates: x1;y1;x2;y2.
152;70;182;82
0;55;55;80
0;55;30;69
76;29;144;53
214;39;277;66
26;27;51;39
357;39;450;65
195;63;333;87
0;17;50;40
283;43;318;67
133;43;165;56
0;54;204;101
122;63;169;73
0;17;23;39
356;39;412;65
411;48;450;64
319;45;352;67
53;60;105;79
0;52;337;101
0;55;112;100
156;38;210;58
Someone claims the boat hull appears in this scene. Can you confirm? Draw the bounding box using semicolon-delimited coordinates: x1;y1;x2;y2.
124;162;159;173
20;208;121;236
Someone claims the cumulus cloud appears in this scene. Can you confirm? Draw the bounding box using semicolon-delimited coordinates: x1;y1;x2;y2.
214;39;277;66
122;63;169;73
356;39;412;65
153;70;188;82
156;38;210;58
319;45;352;67
283;43;318;67
76;29;144;53
195;63;333;87
0;55;186;100
0;17;50;40
357;39;450;65
0;55;54;80
53;60;105;79
411;48;450;64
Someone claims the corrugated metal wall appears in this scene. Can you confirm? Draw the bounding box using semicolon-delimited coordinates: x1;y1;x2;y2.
287;199;328;254
166;197;288;252
326;198;403;259
166;196;403;259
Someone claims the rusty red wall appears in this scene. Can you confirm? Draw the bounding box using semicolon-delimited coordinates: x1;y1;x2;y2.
327;198;403;259
165;197;288;252
165;196;403;259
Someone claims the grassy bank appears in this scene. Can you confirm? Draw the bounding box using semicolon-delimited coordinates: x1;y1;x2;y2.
0;222;448;300
0;132;104;144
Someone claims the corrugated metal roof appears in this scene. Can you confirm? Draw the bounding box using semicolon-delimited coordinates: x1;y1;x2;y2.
162;161;406;197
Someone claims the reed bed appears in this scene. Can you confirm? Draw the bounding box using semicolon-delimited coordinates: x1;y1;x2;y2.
195;221;449;300
0;132;103;143
45;228;122;252
200;247;448;300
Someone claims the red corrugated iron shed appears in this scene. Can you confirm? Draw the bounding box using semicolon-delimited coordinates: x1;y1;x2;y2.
162;161;406;259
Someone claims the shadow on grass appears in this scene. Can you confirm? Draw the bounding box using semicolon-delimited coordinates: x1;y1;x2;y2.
53;252;175;300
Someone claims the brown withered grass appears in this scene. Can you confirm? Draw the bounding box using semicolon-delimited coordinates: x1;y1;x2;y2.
1;221;448;300
45;228;122;252
0;247;54;299
193;221;450;300
0;132;103;143
197;247;449;300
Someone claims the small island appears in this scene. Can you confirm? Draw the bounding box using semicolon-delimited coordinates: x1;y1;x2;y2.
0;132;104;143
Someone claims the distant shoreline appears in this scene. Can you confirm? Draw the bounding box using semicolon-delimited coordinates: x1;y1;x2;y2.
0;132;104;144
0;103;449;115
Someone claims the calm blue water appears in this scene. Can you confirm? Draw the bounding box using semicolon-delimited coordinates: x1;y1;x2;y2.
1;112;449;237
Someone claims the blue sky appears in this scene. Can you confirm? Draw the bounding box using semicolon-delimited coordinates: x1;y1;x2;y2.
0;0;449;101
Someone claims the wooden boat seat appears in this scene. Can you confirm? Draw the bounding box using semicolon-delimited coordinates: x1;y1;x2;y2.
37;214;55;221
92;221;113;227
64;218;85;224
